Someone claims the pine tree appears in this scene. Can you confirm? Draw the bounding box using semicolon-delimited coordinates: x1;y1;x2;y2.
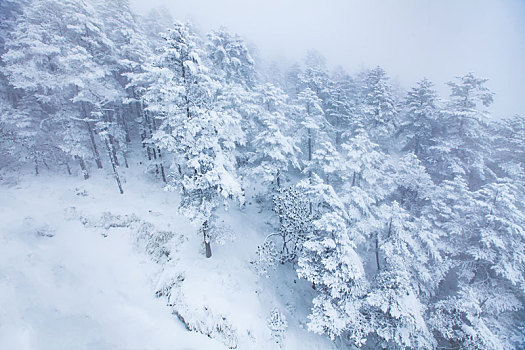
296;87;329;185
144;22;244;258
250;83;299;190
398;78;440;158
429;177;525;349
366;202;436;349
325;68;358;146
2;0;119;178
206;29;256;88
297;175;369;345
298;50;330;101
359;66;398;144
428;73;495;187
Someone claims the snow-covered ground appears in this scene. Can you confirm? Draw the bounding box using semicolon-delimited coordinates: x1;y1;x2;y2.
0;168;333;349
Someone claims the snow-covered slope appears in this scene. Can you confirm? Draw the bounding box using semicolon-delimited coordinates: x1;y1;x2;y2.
0;172;226;350
0;169;333;349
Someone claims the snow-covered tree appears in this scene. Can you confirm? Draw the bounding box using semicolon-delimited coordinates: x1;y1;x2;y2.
144;22;244;257
206;29;256;88
398;78;440;157
428;73;495;187
325;68;358;146
267;308;288;347
2;0;121;178
359;66;398;143
366;201;437;349
429;177;525;349
250;83;299;189
298;50;330;101
297;175;369;345
296;87;329;184
270;185;312;264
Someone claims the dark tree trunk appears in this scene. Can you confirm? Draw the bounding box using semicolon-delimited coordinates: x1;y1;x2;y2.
157;147;167;183
81;102;103;169
375;233;380;271
307;128;313;214
118;107;131;143
105;109;120;167
104;138;124;194
76;156;89;179
151;117;167;183
203;220;212;258
34;154;39;176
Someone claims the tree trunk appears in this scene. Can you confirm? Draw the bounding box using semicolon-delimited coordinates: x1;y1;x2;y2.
105;109;120;167
151;117;167;183
104;138;124;194
76;156;89;179
82;103;103;169
307;129;313;214
118;107;131;143
203;220;212;258
34;154;39;176
157;147;167;183
375;232;380;271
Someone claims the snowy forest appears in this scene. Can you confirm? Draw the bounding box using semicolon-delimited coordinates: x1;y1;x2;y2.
0;0;524;349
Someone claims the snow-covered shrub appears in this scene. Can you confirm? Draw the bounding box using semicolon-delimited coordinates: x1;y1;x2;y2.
267;308;288;346
163;280;239;349
22;216;55;237
252;239;278;277
272;186;312;263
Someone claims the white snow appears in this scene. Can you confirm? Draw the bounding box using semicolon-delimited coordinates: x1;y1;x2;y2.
0;172;225;350
0;168;333;349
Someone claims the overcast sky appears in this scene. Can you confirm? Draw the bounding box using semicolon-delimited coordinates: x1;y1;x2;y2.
130;0;525;118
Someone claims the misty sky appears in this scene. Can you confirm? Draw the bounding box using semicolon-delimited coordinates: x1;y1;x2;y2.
130;0;525;118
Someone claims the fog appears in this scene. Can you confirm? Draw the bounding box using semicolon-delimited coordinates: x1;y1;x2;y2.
130;0;525;118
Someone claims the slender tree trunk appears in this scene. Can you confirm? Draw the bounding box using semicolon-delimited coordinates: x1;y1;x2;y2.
157;148;167;183
136;100;149;153
106;109;120;167
307;128;313;214
34;154;39;176
76;156;89;180
152;147;159;175
151;117;167;183
203;220;212;258
144;111;161;176
375;232;380;271
104;138;124;194
118;107;131;143
66;161;72;176
276;170;283;226
109;134;120;166
42;158;50;170
82;102;103;169
86;121;102;169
